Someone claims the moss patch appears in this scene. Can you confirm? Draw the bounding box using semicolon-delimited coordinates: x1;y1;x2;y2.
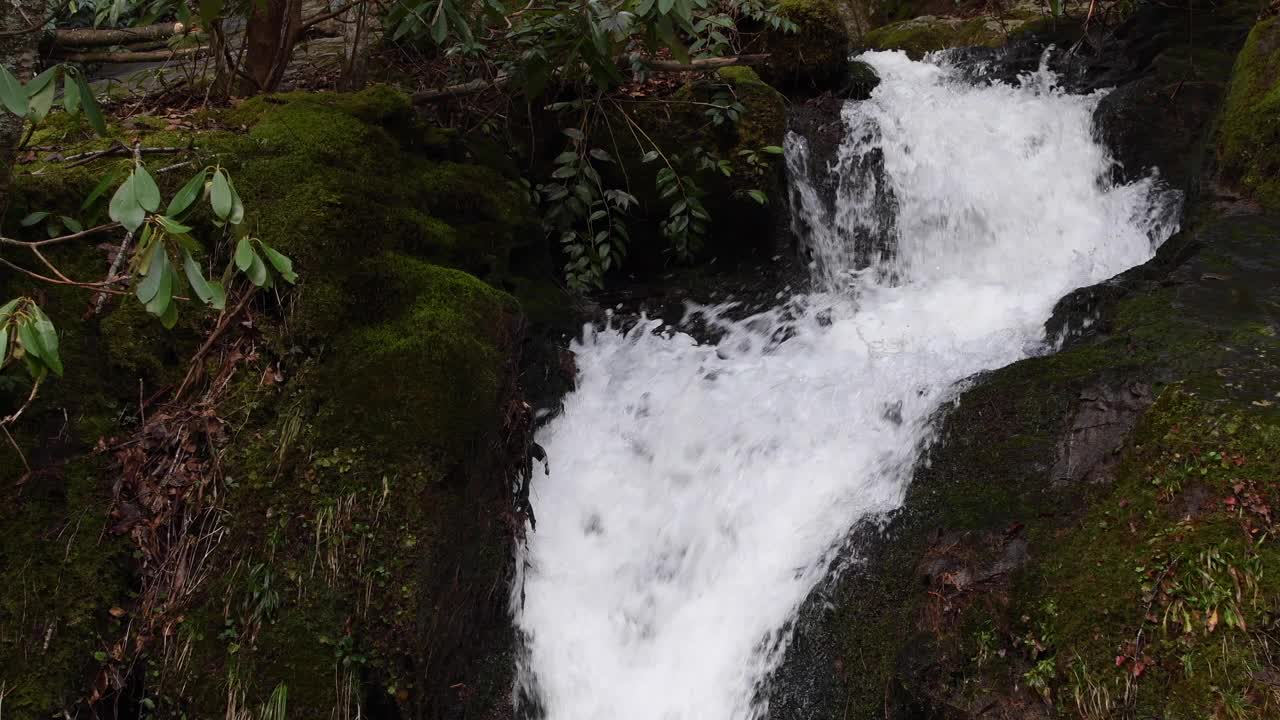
1218;16;1280;210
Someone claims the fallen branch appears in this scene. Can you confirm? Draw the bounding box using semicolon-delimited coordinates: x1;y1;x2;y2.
632;53;770;72
52;22;193;47
410;53;770;104
411;74;511;103
52;45;207;64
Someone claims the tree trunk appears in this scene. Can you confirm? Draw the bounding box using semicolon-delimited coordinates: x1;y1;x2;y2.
240;0;301;95
0;0;43;216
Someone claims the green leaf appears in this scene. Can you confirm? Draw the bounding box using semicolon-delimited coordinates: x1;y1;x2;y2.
562;128;585;141
246;251;269;287
182;249;220;308
0;64;28;117
25;66;57;96
167;169;207;216
641;150;660;163
20;211;49;227
210;169;232;220
747;189;768;205
74;72;107;135
0;326;9;365
0;298;19;325
259;243;298;284
658;0;674;14
761;145;785;155
589;148;614;163
159;296;178;329
135;243;166;304
16;319;45;365
235;237;254;272
62;73;80;114
27;74;56;122
145;256;173;317
430;2;449;44
29;304;61;376
133;165;161;212
83;167;122;210
228;180;244;224
206;280;226;311
109;174;145;233
156;215;193;234
61;216;83;233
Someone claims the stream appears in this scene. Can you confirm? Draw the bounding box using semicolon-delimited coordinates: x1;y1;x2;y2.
513;49;1181;720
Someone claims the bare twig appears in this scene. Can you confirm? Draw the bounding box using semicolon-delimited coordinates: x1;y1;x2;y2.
173;288;258;400
300;0;366;31
0;222;120;247
1;376;43;427
92;141;143;316
0;256;130;292
0;9;58;37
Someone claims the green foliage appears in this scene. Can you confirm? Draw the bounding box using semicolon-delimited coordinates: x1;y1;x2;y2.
0;63;107;135
538;128;635;291
0;298;63;379
100;161;295;328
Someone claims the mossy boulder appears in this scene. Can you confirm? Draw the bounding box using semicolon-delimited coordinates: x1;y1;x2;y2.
322;253;518;458
1218;15;1280;210
862;15;1014;57
763;0;853;90
204;87;540;340
1;87;544;719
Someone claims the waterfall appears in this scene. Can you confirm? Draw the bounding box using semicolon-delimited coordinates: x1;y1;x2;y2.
513;49;1180;720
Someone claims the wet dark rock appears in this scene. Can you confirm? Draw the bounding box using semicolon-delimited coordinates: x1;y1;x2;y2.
840;60;881;99
1050;382;1153;485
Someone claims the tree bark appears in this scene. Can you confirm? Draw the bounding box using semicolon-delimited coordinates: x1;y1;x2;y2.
1;0;43;216
240;0;301;95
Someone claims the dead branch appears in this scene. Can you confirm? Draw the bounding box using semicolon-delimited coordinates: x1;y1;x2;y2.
51;22;193;47
173;288;258;400
0;222;120;247
410;53;771;104
52;45;207;64
633;53;770;72
300;0;366;31
411;74;512;103
92;141;143;316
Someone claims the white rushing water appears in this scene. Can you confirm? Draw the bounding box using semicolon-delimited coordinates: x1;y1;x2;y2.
514;50;1179;720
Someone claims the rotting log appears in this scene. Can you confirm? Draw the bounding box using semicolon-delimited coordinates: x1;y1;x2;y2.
52;21;193;47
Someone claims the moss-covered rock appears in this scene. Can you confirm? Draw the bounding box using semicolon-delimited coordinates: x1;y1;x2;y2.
1;86;544;719
764;0;853;90
1218;16;1280;210
204;87;540;339
862;14;1016;57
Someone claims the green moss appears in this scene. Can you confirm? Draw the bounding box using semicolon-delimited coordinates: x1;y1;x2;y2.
0;456;130;718
1218;16;1280;210
1021;388;1280;718
863;16;1011;57
323;254;516;458
206;88;537;339
766;0;852;87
